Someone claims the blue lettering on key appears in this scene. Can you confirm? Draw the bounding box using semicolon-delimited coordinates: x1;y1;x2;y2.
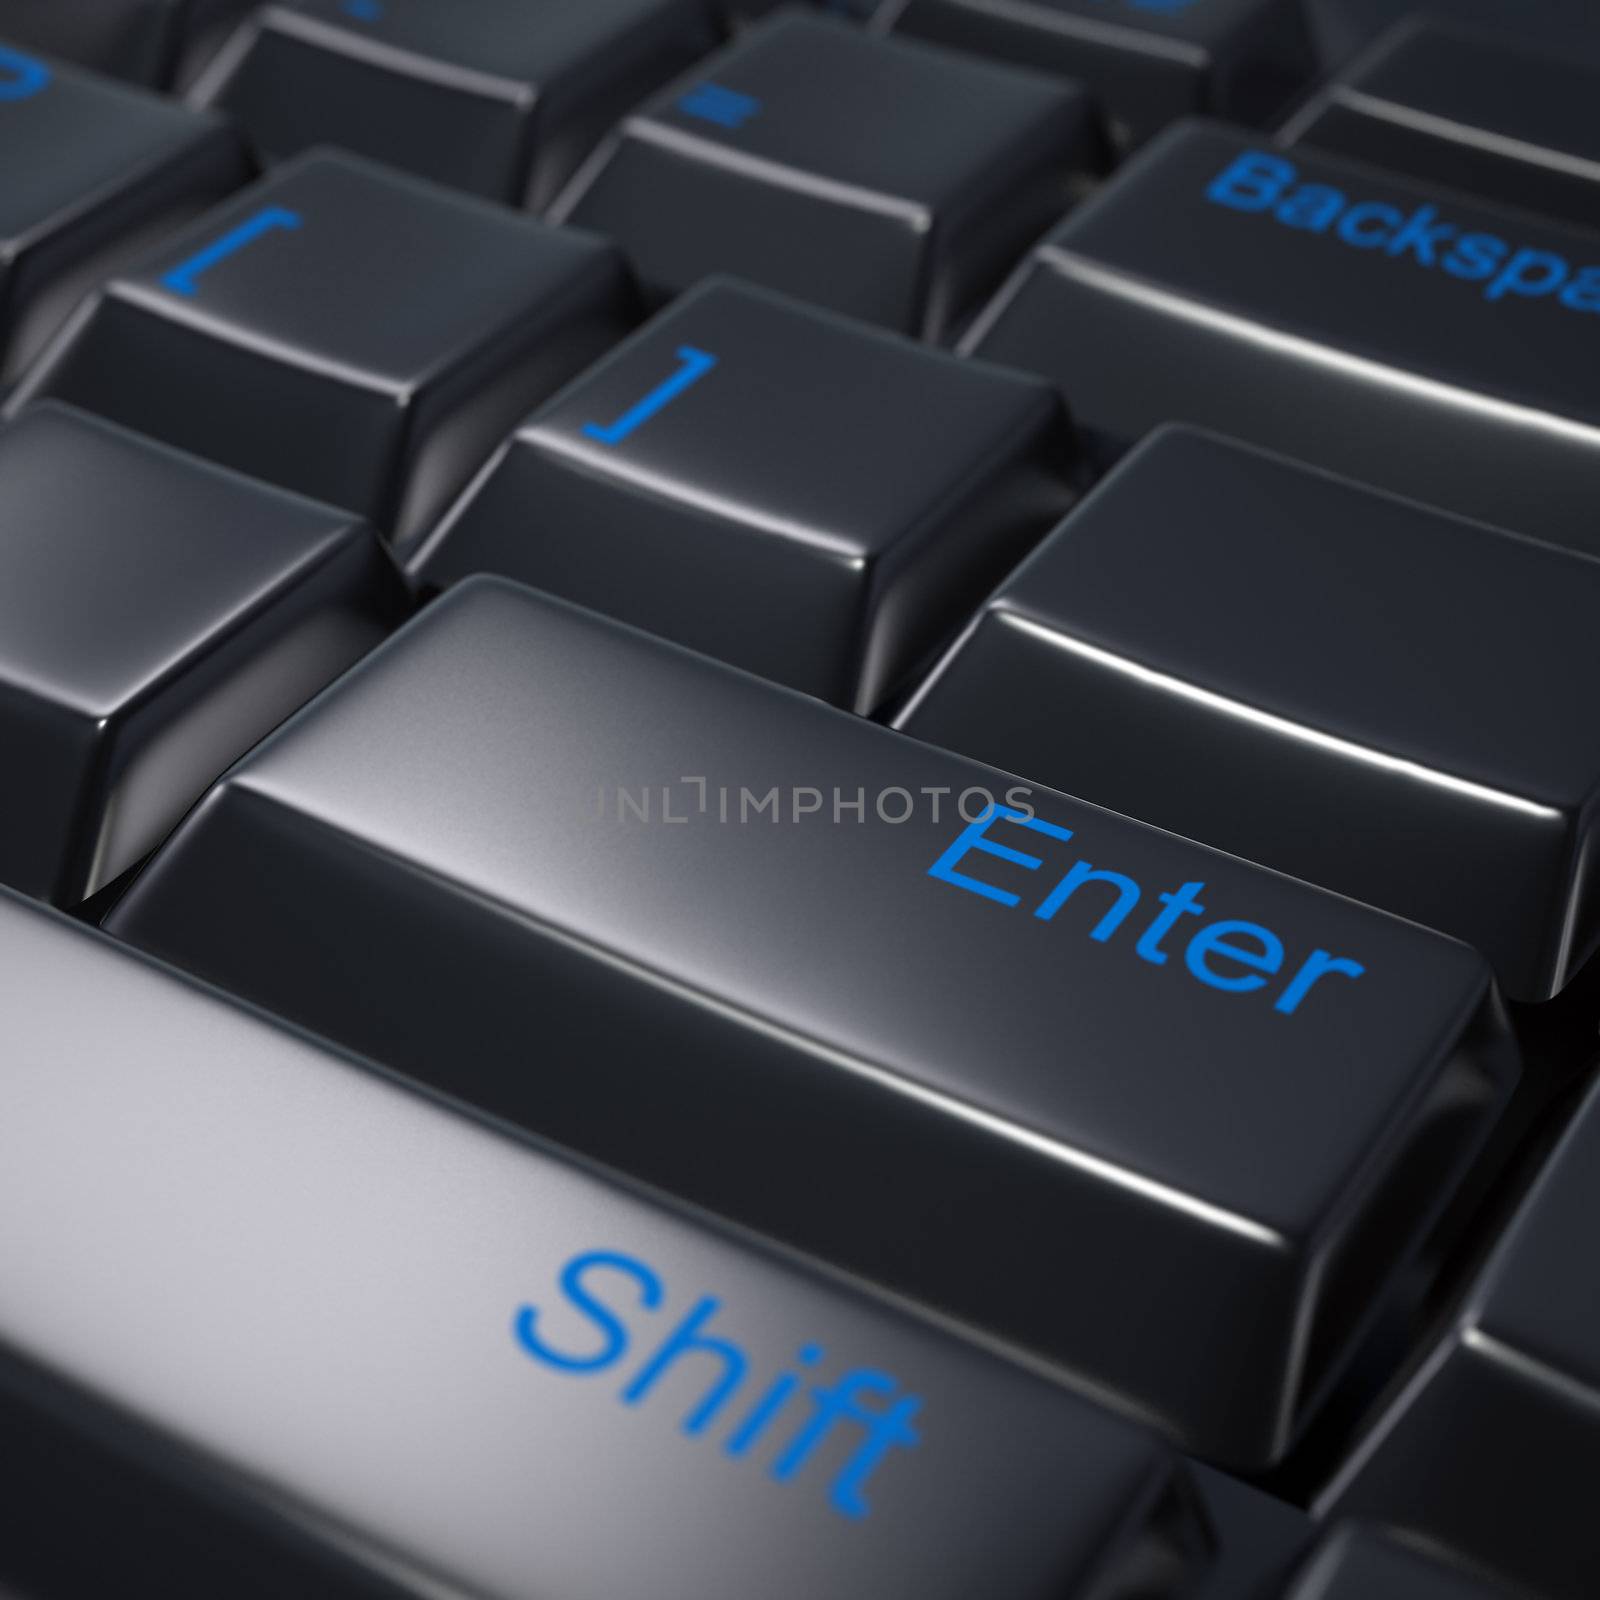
161;207;303;298
678;83;761;129
341;0;384;20
0;45;50;101
582;347;718;446
515;1248;923;1520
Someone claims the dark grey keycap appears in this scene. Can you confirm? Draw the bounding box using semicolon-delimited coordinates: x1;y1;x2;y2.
0;44;247;382
964;119;1600;563
1284;21;1600;233
0;1;255;86
4;150;635;543
0;888;1212;1600
0;401;404;907
552;12;1097;338
1303;0;1600;71
189;0;721;209
405;278;1075;712
105;575;1519;1470
879;0;1313;153
1281;1526;1516;1600
896;426;1600;1002
1323;1072;1600;1600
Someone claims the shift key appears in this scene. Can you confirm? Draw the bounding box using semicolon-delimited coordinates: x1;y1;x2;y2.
106;577;1520;1470
965;119;1600;559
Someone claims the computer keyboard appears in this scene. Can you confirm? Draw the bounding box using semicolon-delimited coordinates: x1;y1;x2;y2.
1;4;1598;1598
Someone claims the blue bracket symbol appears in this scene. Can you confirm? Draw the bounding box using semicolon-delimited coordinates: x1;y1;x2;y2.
0;46;50;102
678;84;761;130
160;207;303;298
582;347;718;447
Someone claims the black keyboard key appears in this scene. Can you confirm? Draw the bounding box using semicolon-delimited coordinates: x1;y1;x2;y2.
1282;1526;1513;1600
1284;21;1600;233
0;1;254;87
0;888;1211;1600
880;0;1313;152
5;150;635;542
0;44;247;382
1324;1072;1600;1600
190;0;721;209
1304;0;1600;71
106;575;1519;1470
965;120;1600;562
553;12;1096;338
0;401;403;907
406;278;1074;711
897;426;1600;1002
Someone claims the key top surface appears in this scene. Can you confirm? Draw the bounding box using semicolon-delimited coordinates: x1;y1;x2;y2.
0;888;1208;1600
0;401;403;907
1284;21;1600;234
5;150;635;541
406;278;1075;711
191;0;721;208
965;119;1600;561
554;12;1096;338
1304;0;1600;70
106;575;1518;1469
897;425;1600;1002
0;45;247;381
880;0;1313;152
1281;1526;1517;1600
1324;1070;1600;1600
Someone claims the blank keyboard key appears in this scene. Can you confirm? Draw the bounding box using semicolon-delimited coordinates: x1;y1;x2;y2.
965;120;1600;561
0;889;1212;1600
0;402;404;907
406;278;1075;711
1281;1526;1514;1600
190;0;721;209
1324;1072;1600;1600
881;0;1314;152
107;575;1519;1469
1303;0;1600;71
1283;21;1600;233
897;426;1600;1001
0;1;255;87
553;12;1097;338
0;45;247;381
5;150;635;542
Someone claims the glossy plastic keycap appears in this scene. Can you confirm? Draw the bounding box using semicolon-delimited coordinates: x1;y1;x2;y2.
0;42;247;381
554;11;1097;338
1284;20;1600;232
897;426;1600;1002
881;0;1313;151
0;888;1210;1600
0;0;254;86
6;149;636;541
965;119;1600;562
0;401;404;907
1280;1526;1517;1600
190;0;721;208
106;576;1519;1470
1322;1069;1600;1600
406;278;1075;711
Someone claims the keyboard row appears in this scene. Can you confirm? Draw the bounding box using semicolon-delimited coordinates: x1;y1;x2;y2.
3;581;1598;1596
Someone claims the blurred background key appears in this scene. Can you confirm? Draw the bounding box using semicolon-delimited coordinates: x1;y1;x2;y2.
0;44;247;383
1283;21;1600;233
554;12;1098;339
191;0;721;209
879;0;1314;153
0;1;255;87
